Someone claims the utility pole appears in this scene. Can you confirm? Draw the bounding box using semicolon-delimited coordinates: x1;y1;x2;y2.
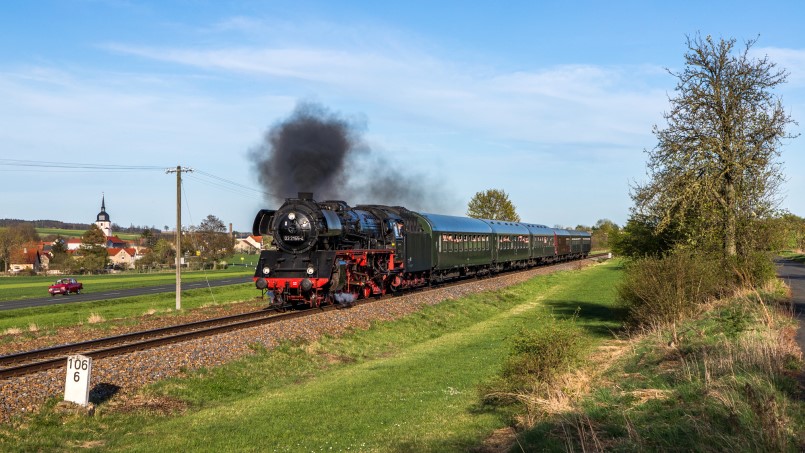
166;166;193;310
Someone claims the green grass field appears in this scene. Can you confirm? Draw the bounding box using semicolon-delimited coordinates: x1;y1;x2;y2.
34;228;141;240
0;260;624;451
0;267;253;303
0;282;262;335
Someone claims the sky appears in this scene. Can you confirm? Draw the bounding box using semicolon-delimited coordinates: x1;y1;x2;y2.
1;0;804;232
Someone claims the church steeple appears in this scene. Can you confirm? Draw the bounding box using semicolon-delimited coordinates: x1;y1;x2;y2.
95;193;112;237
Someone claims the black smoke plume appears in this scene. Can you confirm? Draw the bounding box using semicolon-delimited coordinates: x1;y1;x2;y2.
251;101;450;211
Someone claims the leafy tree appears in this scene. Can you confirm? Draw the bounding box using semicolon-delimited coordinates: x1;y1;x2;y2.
632;34;797;257
466;189;521;222
136;238;176;269
611;214;682;258
0;223;40;272
754;212;805;252
140;228;159;248
591;219;620;250
190;215;234;269
77;224;108;273
49;235;70;270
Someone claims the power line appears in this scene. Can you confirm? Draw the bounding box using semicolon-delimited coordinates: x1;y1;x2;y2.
0;159;164;171
1;157;276;201
191;170;275;199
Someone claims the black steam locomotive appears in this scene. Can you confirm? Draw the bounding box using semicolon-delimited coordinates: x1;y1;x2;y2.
252;192;591;307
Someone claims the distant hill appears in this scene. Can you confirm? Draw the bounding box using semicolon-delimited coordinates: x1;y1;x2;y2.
0;219;91;230
0;219;155;235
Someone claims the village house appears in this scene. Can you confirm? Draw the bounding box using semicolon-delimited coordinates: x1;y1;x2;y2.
107;247;139;269
233;235;262;254
8;245;48;274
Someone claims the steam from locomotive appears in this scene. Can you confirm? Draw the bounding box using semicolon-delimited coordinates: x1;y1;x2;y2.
249;101;451;211
251;102;359;203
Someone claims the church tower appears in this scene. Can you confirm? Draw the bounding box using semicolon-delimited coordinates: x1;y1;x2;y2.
95;194;112;237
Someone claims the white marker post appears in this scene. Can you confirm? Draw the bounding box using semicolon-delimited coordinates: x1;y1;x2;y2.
64;355;92;406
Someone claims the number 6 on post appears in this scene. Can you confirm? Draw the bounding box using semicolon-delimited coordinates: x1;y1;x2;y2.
64;354;92;406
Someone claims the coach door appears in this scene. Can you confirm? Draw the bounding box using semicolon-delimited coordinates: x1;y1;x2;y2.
400;212;433;272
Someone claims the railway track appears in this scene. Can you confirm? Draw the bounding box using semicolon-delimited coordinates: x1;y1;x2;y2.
0;254;608;380
0;306;352;379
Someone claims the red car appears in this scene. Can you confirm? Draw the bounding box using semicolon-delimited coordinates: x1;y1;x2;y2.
48;277;83;296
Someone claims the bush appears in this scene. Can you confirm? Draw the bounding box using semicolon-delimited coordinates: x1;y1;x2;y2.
727;251;776;289
618;249;727;328
500;320;587;390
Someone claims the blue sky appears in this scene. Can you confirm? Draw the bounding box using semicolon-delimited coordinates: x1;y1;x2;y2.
2;0;804;232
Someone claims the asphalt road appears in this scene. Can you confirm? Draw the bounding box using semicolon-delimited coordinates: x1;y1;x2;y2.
776;258;805;353
0;276;253;311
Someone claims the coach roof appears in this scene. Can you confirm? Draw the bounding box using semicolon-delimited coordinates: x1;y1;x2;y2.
418;213;493;234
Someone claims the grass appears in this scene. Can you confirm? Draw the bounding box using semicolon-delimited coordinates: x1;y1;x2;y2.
0;260;624;452
780;251;805;264
35;228;141;240
517;281;805;451
0;283;261;335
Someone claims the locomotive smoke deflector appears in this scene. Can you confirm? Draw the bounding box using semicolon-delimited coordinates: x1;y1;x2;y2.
252;209;276;236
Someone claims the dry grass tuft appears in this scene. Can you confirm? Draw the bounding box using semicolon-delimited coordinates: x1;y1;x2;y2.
87;313;105;324
4;327;22;336
501;340;631;430
27;323;38;332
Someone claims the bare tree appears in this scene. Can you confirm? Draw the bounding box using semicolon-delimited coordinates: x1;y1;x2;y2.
633;34;797;257
0;223;40;273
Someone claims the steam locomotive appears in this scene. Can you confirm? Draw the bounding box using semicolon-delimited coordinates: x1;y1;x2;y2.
252;192;591;308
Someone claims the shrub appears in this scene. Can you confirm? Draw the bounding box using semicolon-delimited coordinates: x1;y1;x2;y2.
727;251;776;289
500;320;587;390
618;249;727;328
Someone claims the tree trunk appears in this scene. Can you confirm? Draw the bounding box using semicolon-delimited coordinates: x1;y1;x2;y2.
724;177;737;257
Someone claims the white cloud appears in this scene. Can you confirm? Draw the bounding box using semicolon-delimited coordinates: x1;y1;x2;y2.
103;40;668;150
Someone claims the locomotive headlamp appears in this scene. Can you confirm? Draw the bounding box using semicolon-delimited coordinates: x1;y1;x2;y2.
306;266;315;275
262;266;271;275
288;212;296;220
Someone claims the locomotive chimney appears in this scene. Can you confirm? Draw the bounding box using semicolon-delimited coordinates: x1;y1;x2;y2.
298;192;313;200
